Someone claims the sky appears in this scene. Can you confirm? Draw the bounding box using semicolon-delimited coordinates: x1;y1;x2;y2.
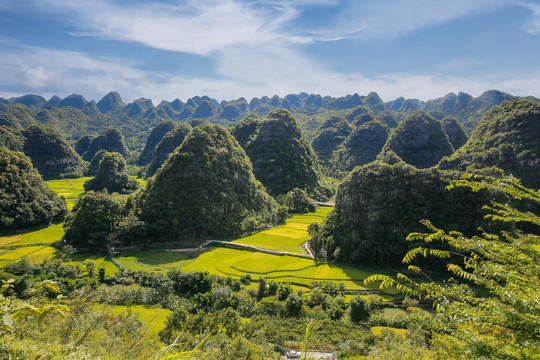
0;0;539;104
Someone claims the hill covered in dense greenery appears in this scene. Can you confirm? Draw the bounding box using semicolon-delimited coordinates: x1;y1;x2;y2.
84;152;139;194
138;123;284;241
311;158;492;266
234;109;333;199
0;89;525;154
330;119;390;173
21;125;86;179
0;147;67;233
146;122;192;178
378;111;454;169
438;98;540;189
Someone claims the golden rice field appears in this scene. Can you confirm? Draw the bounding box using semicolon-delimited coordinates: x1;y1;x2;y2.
183;247;381;291
46;177;90;210
232;207;332;254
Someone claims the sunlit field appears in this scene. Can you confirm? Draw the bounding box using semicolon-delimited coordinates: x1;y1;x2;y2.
115;251;194;274
232;207;332;254
46;177;90;210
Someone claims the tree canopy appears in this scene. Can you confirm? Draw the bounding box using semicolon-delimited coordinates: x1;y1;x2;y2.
0;147;67;233
365;175;540;359
84;152;139;194
438;98;540;189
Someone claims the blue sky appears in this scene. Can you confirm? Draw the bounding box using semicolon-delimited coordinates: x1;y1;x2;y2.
0;0;539;103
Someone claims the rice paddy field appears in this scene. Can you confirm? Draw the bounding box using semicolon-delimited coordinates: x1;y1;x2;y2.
3;179;392;295
46;177;90;210
183;247;384;291
96;304;171;335
232;207;332;254
115;251;195;274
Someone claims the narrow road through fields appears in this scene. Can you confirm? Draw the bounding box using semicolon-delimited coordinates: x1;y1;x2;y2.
167;239;317;259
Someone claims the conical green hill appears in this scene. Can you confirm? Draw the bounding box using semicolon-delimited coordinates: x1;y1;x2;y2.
330;120;390;173
379;111;454;169
82;128;129;161
0;147;67;233
440;116;467;150
138;123;283;241
21;125;86;179
146;123;192;178
84;152;139;194
137;120;177;166
311;115;352;165
242;109;333;199
438;98;540;188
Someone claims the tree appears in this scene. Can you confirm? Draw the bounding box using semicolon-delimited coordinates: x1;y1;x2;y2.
349;296;371;322
61;245;76;265
63;191;125;247
365;175;540;359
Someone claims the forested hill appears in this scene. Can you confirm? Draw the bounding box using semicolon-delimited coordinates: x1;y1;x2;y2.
1;90;534;150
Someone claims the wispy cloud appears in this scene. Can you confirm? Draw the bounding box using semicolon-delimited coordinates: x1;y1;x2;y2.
327;0;520;40
522;2;540;33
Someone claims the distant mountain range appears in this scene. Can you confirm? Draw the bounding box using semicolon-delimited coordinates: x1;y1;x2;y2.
1;90;537;151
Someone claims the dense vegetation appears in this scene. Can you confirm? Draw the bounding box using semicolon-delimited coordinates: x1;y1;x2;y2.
139;123;285;241
378;111;454;169
83;152;140;194
136;120;177;166
0;147;67;233
236;109;333;199
21;125;86;179
330;120;390;174
310;115;352;165
438;98;540;188
311;158;492;266
1;88;540;359
145;122;192;178
82;128;129;161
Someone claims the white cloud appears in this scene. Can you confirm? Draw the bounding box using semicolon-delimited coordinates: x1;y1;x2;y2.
522;2;540;34
329;0;519;40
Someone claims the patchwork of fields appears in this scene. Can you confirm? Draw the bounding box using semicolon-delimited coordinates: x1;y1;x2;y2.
0;177;394;293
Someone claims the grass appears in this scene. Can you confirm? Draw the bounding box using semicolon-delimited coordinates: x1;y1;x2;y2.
115;251;194;274
373;308;410;318
183;247;383;291
98;304;171;335
71;255;119;276
0;224;64;246
232;207;332;254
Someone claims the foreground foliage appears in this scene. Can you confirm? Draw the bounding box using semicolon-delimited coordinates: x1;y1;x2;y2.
365;175;540;359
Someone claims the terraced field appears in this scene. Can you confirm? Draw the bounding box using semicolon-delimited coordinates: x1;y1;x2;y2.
183;247;381;291
232;207;332;254
46;177;90;210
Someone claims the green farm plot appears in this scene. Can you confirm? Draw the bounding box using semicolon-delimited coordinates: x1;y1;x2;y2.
183;247;376;290
46;177;90;210
232;207;333;254
374;308;410;318
0;224;64;246
0;246;57;268
371;326;409;338
115;251;194;274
